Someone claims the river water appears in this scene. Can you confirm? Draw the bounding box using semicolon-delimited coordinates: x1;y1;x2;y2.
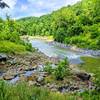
30;39;91;64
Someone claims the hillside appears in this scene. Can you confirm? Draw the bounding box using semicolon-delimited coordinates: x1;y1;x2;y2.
18;0;100;49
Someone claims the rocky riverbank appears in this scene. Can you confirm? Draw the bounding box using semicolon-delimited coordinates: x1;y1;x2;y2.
0;52;96;93
0;51;50;78
49;41;100;56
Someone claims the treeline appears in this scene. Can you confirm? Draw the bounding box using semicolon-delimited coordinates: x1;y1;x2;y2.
18;0;100;49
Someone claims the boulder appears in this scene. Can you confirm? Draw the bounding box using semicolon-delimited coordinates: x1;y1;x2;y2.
76;73;91;81
0;54;7;62
37;76;44;83
3;74;16;80
28;81;37;86
0;71;3;76
58;86;69;92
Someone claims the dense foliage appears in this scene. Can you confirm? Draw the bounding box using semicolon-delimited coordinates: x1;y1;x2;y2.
18;0;100;49
0;16;33;54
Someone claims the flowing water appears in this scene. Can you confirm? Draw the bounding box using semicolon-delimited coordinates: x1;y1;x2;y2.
30;39;91;64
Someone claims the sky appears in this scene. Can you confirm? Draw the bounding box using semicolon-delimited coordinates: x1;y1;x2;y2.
0;0;81;19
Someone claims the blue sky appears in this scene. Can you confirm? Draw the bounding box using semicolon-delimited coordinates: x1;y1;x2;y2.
0;0;81;19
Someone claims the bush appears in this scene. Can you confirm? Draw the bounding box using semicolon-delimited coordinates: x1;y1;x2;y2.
24;43;33;52
54;58;69;80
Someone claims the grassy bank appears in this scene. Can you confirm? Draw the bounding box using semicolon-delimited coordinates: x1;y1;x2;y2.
79;57;100;77
0;81;100;100
0;81;75;100
0;41;33;54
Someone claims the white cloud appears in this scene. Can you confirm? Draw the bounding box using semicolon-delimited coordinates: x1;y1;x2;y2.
65;0;81;5
0;0;17;19
21;0;81;18
27;0;81;13
0;0;81;19
21;5;28;11
37;1;44;6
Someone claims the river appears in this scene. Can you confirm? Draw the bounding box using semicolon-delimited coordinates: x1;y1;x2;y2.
30;39;92;64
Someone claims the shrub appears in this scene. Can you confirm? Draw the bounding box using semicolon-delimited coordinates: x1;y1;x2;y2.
24;43;33;52
54;58;69;80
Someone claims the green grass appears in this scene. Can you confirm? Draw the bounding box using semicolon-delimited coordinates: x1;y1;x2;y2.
0;81;77;100
79;57;100;76
0;81;100;100
0;41;27;54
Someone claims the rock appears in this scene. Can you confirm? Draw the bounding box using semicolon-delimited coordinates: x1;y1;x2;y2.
49;84;57;89
7;59;16;65
19;74;27;81
76;73;91;81
0;54;7;62
3;74;16;80
27;74;37;81
58;85;79;93
0;71;4;76
51;88;58;92
37;76;44;83
49;57;60;64
39;72;48;77
58;86;69;92
35;83;41;86
28;81;37;86
69;86;79;91
25;67;36;71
